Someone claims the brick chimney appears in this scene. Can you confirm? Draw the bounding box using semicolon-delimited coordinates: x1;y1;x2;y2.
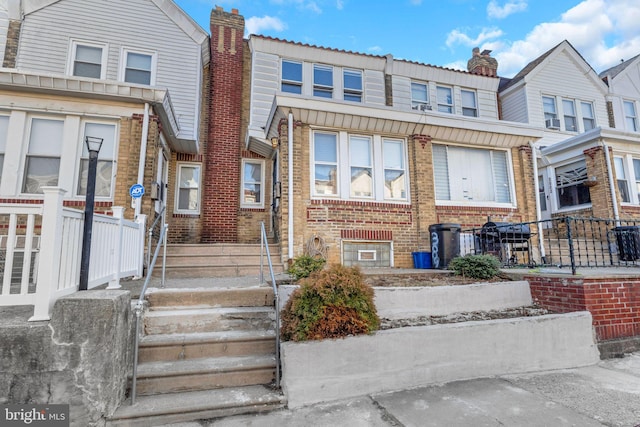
467;47;498;77
202;7;245;242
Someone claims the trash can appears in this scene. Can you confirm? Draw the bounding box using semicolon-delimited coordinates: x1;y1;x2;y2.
412;251;432;269
614;226;640;261
429;223;461;269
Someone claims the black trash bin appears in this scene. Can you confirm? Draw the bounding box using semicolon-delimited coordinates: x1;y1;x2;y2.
614;226;640;261
429;223;461;269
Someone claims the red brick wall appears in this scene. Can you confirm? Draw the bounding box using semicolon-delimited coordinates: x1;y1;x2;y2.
527;275;640;341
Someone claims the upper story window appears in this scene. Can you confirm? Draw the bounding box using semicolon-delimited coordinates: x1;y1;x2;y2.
624;100;638;132
69;41;107;79
461;90;477;117
23;118;64;194
343;69;363;102
313;64;333;98
581;102;595;131
0;115;8;182
411;82;429;111
241;159;265;208
175;163;201;213
281;60;302;94
432;144;512;204
77;122;116;198
349;136;373;198
436;86;453;113
555;160;590;209
562;99;577;132
542;96;560;129
313;132;338;196
121;49;156;85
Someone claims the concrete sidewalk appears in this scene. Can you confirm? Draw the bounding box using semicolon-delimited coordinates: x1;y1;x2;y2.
163;352;640;427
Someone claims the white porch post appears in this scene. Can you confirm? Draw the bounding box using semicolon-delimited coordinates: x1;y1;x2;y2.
107;206;125;289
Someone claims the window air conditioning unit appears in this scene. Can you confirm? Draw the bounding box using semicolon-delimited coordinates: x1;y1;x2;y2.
413;103;432;112
545;118;561;129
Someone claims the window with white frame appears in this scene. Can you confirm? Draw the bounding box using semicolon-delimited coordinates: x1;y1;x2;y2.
624;100;638;132
23;118;64;194
383;139;406;199
313;132;338;196
555;160;590;208
614;157;630;203
0;115;8;182
538;175;547;211
461;90;477;117
343;69;362;102
121;49;155;85
634;159;640;203
543;96;559;128
77;122;116;197
411;82;429;111
241;159;264;207
313;64;333;98
69;41;107;79
612;155;640;205
562;99;577;132
432;144;512;204
176;163;201;213
581;102;595;131
349;136;373;198
436;86;453;113
281;59;302;94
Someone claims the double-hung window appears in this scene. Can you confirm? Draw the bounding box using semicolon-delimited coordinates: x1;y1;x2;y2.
432;144;512;204
562;99;577;131
313;64;333;98
281;60;302;94
614;157;631;203
343;69;363;102
77;122;116;197
436;86;453;113
624;100;638;132
461;90;477;117
555;160;591;208
0;115;8;182
543;96;559;129
383;139;406;199
122;49;155;85
70;41;107;79
634;159;640;203
411;82;429;111
176;163;201;213
241;159;264;207
349;136;373;198
313;132;338;196
581;102;595;131
23;118;64;194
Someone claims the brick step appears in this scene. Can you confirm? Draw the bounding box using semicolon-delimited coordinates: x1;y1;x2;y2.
138;330;276;363
106;385;285;427
146;286;274;308
134;355;276;396
153;264;286;279
144;306;275;335
165;243;281;257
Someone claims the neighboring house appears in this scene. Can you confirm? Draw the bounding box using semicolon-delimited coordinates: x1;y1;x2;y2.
205;8;542;268
0;0;209;237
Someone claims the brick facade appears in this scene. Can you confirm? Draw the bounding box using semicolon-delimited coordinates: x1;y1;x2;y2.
2;20;20;68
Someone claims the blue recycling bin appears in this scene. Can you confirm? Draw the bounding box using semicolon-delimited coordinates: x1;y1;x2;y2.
412;251;432;269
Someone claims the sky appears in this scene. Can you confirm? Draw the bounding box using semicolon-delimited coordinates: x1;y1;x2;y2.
173;0;640;78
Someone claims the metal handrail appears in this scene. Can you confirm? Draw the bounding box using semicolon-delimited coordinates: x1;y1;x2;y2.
259;221;280;389
131;222;168;404
146;206;166;273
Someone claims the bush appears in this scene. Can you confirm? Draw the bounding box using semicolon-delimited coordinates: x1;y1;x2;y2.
448;254;501;280
287;254;326;281
280;264;380;341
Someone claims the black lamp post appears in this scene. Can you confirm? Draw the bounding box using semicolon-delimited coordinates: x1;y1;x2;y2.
79;135;103;291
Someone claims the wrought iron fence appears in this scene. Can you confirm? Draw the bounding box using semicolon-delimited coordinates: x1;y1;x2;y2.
460;216;640;274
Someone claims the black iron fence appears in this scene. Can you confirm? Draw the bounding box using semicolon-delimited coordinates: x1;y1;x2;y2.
460;217;640;274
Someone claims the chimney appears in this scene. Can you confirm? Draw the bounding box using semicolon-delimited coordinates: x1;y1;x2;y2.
467;47;498;77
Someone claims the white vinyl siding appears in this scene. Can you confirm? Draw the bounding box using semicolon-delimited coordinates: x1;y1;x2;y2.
499;88;529;123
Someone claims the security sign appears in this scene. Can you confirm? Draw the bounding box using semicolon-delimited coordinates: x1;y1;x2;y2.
129;184;145;199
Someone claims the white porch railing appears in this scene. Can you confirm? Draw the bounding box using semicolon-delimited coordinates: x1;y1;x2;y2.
0;187;146;321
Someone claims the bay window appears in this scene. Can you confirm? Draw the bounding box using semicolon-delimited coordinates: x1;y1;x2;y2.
23;118;64;194
555;160;590;208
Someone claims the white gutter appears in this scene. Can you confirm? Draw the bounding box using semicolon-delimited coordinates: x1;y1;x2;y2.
602;140;620;224
288;112;294;260
135;103;150;218
529;142;546;262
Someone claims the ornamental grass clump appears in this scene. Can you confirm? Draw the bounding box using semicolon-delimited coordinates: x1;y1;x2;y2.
280;264;380;341
448;254;501;280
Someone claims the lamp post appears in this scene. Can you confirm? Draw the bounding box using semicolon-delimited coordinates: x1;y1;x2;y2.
79;136;103;291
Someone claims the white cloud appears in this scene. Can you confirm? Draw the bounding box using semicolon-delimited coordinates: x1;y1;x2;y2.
270;0;322;13
443;60;467;71
245;16;287;35
368;45;383;53
487;0;527;19
446;27;504;48
410;0;423;5
336;0;344;10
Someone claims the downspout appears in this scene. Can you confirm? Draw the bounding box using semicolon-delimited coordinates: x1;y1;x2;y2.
287;112;294;261
529;142;546;263
602;140;620;224
135;103;150;218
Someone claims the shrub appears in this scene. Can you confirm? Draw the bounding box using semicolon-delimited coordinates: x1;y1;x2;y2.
280;264;380;341
448;254;501;280
287;254;326;281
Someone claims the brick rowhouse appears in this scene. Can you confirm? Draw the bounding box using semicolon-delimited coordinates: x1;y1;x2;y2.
203;7;244;242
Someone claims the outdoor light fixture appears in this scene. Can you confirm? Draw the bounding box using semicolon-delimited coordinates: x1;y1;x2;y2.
79;135;104;291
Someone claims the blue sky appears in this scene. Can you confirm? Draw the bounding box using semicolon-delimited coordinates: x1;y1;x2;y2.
174;0;640;78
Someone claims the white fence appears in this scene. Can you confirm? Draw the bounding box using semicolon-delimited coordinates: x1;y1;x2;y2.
0;187;146;321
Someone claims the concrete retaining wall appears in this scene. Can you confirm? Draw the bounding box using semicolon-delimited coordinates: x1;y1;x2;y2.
281;312;600;408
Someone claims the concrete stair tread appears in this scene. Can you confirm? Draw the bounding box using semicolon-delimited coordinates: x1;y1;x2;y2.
107;385;285;426
136;354;276;378
146;286;275;309
146;306;274;315
140;330;275;346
